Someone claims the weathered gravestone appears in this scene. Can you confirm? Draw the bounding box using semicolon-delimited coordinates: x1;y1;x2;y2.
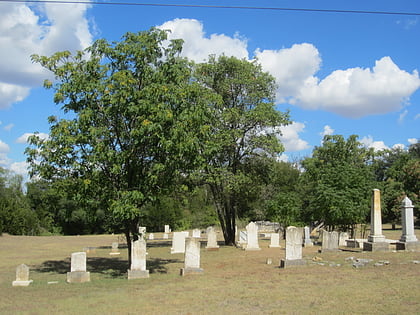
397;197;420;251
138;226;146;238
280;226;305;268
12;264;33;287
269;233;281;248
238;231;247;247
205;226;219;250
192;229;201;238
180;237;203;276
164;225;171;234
244;222;261;251
339;232;349;247
67;252;90;283
321;231;339;252
303;226;313;247
148;233;154;240
163;233;169;239
109;242;120;255
128;238;149;279
171;231;189;254
364;189;389;252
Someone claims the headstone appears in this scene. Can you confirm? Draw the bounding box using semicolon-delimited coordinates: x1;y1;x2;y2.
205;226;219;250
239;231;247;246
67;252;90;283
148;233;154;240
163;233;169;239
109;242;120;255
339;232;349;246
244;222;261;251
180;237;203;276
303;226;313;247
364;189;389;252
138;226;146;239
269;233;281;248
321;231;339;252
171;231;189;254
280;226;305;268
164;225;171;234
12;264;33;287
192;229;201;238
128;238;149;279
397;197;420;251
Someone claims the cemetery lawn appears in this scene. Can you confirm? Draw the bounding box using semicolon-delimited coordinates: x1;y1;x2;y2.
1;227;419;314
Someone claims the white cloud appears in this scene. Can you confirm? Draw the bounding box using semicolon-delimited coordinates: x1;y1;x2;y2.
392;143;405;150
278;122;310;152
255;43;321;103
398;109;408;124
3;123;14;132
360;135;389;152
415;113;420;120
408;138;418;145
320;125;334;137
9;161;29;177
294;57;420;118
277;153;288;162
157;18;249;62
0;1;93;109
0;139;11;166
16;132;49;144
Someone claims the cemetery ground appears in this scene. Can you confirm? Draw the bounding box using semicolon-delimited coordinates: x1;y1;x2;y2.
1;226;419;314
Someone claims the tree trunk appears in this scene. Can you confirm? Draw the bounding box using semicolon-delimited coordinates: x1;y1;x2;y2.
125;229;132;268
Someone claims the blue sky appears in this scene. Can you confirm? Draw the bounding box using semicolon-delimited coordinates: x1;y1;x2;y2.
0;0;419;178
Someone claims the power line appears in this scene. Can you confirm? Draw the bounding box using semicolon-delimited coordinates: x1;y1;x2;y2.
1;0;420;17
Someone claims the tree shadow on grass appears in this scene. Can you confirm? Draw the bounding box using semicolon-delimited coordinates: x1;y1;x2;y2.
33;256;182;278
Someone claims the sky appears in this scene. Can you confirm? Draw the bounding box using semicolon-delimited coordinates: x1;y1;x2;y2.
0;0;419;179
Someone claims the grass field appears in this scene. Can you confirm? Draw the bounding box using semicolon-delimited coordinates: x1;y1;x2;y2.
1;226;419;314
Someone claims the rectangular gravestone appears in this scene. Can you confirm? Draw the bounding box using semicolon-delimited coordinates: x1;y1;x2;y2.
205;226;219;250
303;226;313;247
109;242;120;255
244;222;261;251
339;232;349;247
280;226;305;268
12;264;33;287
163;233;169;239
364;189;389;252
148;233;154;240
67;252;90;283
269;233;281;248
164;225;171;234
171;231;189;254
192;229;201;238
180;237;203;276
128;238;149;279
321;231;339;252
397;197;420;251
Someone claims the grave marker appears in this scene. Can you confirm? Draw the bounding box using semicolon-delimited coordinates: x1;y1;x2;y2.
205;226;219;250
397;197;420;251
12;264;33;287
171;231;189;254
109;242;120;255
303;226;313;247
364;189;389;252
321;231;339;252
269;233;281;248
244;222;261;251
180;237;203;276
280;226;305;268
128;238;149;279
67;252;90;283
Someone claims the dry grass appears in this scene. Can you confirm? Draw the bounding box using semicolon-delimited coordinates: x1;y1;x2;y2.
1;226;419;314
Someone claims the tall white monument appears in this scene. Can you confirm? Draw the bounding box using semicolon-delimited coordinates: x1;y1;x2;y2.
364;189;389;252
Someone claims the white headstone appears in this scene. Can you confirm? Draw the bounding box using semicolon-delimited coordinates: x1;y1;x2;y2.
192;229;201;238
269;233;281;248
322;231;339;251
128;238;149;279
339;232;349;246
245;222;260;251
138;226;147;239
181;237;203;276
163;233;169;239
206;227;219;250
12;264;33;287
171;231;189;254
285;226;302;260
303;226;313;247
400;197;418;243
67;252;90;283
110;242;120;255
148;233;154;240
164;225;171;234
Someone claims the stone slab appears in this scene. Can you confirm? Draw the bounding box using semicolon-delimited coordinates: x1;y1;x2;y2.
127;269;150;279
66;271;90;283
396;241;420;251
180;267;204;276
12;280;33;287
363;241;389;252
280;259;306;268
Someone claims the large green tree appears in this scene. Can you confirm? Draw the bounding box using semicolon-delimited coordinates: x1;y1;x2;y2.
300;135;374;233
27;29;212;264
194;55;290;245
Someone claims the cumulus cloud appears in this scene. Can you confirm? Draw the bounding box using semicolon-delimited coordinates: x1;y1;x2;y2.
3;123;14;132
9;161;29;177
392;143;405;150
294;57;420;118
0;139;11;165
278;122;310;152
360;135;389;152
157;18;249;62
16;132;49;144
408;138;418;145
0;0;93;109
255;43;321;103
320;125;334;138
398;110;409;124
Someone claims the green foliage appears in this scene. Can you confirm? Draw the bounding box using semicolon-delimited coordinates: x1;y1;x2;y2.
195;55;291;244
300;135;374;229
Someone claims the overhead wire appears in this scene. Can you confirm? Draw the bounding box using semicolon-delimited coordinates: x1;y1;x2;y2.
0;0;420;16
